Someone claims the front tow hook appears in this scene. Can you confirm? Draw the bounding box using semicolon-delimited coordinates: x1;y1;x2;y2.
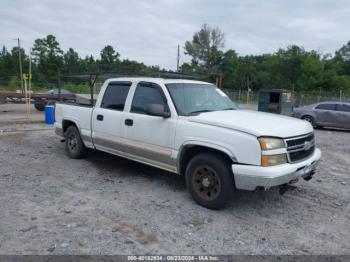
279;184;297;195
303;170;316;181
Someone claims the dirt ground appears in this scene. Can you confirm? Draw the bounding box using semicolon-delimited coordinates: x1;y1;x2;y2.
0;120;349;255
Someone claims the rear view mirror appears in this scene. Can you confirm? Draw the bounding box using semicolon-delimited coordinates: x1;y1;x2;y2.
146;104;171;118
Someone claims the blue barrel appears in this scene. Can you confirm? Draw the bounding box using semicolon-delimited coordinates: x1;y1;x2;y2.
45;105;55;125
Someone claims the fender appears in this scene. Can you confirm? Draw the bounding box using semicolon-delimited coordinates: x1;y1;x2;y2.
176;140;238;173
62;117;82;133
62;117;94;148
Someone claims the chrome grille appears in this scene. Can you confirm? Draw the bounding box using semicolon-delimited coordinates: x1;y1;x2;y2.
285;133;315;163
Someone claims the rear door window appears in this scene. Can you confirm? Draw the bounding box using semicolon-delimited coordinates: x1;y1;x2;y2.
101;82;131;111
315;104;336;111
336;104;350;112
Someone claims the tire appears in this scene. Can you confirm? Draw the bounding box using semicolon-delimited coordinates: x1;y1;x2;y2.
65;125;87;159
34;100;46;111
302;115;317;128
185;153;234;210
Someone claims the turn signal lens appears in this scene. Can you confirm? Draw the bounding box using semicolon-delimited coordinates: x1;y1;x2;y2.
259;138;267;150
261;154;287;166
261;155;269;166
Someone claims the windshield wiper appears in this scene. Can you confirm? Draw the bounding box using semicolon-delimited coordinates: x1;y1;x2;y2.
222;107;236;111
188;110;213;115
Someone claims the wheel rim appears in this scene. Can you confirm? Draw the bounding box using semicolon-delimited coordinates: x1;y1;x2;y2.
68;133;78;152
192;165;221;201
303;116;314;126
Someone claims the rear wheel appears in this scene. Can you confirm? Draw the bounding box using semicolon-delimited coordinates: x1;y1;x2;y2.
34;100;46;111
302;115;317;128
65;125;87;159
185;153;234;210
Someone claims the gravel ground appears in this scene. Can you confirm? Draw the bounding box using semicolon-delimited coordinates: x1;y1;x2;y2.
0;122;349;255
0;104;44;124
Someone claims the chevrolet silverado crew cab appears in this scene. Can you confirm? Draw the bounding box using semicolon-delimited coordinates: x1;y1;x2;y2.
54;78;322;209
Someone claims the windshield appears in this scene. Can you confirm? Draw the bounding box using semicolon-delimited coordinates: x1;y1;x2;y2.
166;83;238;116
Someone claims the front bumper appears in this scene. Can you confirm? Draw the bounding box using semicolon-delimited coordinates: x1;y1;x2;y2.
232;148;322;191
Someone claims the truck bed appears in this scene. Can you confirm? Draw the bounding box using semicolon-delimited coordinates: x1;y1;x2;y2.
54;102;93;142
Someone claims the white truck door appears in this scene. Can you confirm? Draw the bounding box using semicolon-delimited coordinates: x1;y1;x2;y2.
122;81;177;172
91;81;132;153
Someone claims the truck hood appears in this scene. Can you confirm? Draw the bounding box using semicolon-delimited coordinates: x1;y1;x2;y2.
188;110;313;138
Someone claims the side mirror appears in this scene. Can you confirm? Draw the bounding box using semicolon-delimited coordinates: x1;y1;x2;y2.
146;104;171;118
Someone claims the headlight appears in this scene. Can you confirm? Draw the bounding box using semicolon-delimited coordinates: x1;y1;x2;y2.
258;137;285;150
261;154;287;166
259;137;287;166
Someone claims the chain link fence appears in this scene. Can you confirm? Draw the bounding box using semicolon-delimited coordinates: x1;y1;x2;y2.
2;75;349;107
224;89;350;106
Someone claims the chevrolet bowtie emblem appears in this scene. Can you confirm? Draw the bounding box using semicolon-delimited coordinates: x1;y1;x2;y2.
304;141;312;151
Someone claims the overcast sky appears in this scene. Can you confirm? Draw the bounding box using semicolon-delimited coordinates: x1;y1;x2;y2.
1;0;349;70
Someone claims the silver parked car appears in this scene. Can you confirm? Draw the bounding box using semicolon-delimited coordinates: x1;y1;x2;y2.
293;101;350;129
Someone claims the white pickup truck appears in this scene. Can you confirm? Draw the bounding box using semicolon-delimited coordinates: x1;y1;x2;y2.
54;78;322;209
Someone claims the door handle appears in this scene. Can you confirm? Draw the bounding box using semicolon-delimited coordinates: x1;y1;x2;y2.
97;114;104;121
125;119;133;126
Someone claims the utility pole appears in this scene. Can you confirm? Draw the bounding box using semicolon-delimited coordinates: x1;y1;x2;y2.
57;70;61;101
23;74;29;118
28;48;32;114
246;76;250;104
16;38;24;93
176;45;180;72
219;72;223;89
319;86;322;102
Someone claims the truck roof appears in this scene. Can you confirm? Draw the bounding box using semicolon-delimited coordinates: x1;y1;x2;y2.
105;77;211;85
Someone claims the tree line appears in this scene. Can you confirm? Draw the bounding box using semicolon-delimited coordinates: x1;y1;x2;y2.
183;24;350;94
1;25;350;95
0;34;161;92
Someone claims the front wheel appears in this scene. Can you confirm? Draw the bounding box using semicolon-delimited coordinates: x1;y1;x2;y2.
65;125;87;159
185;153;234;210
302;115;317;128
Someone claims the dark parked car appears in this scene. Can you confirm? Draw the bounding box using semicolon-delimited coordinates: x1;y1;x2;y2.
293;101;350;129
33;89;76;111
